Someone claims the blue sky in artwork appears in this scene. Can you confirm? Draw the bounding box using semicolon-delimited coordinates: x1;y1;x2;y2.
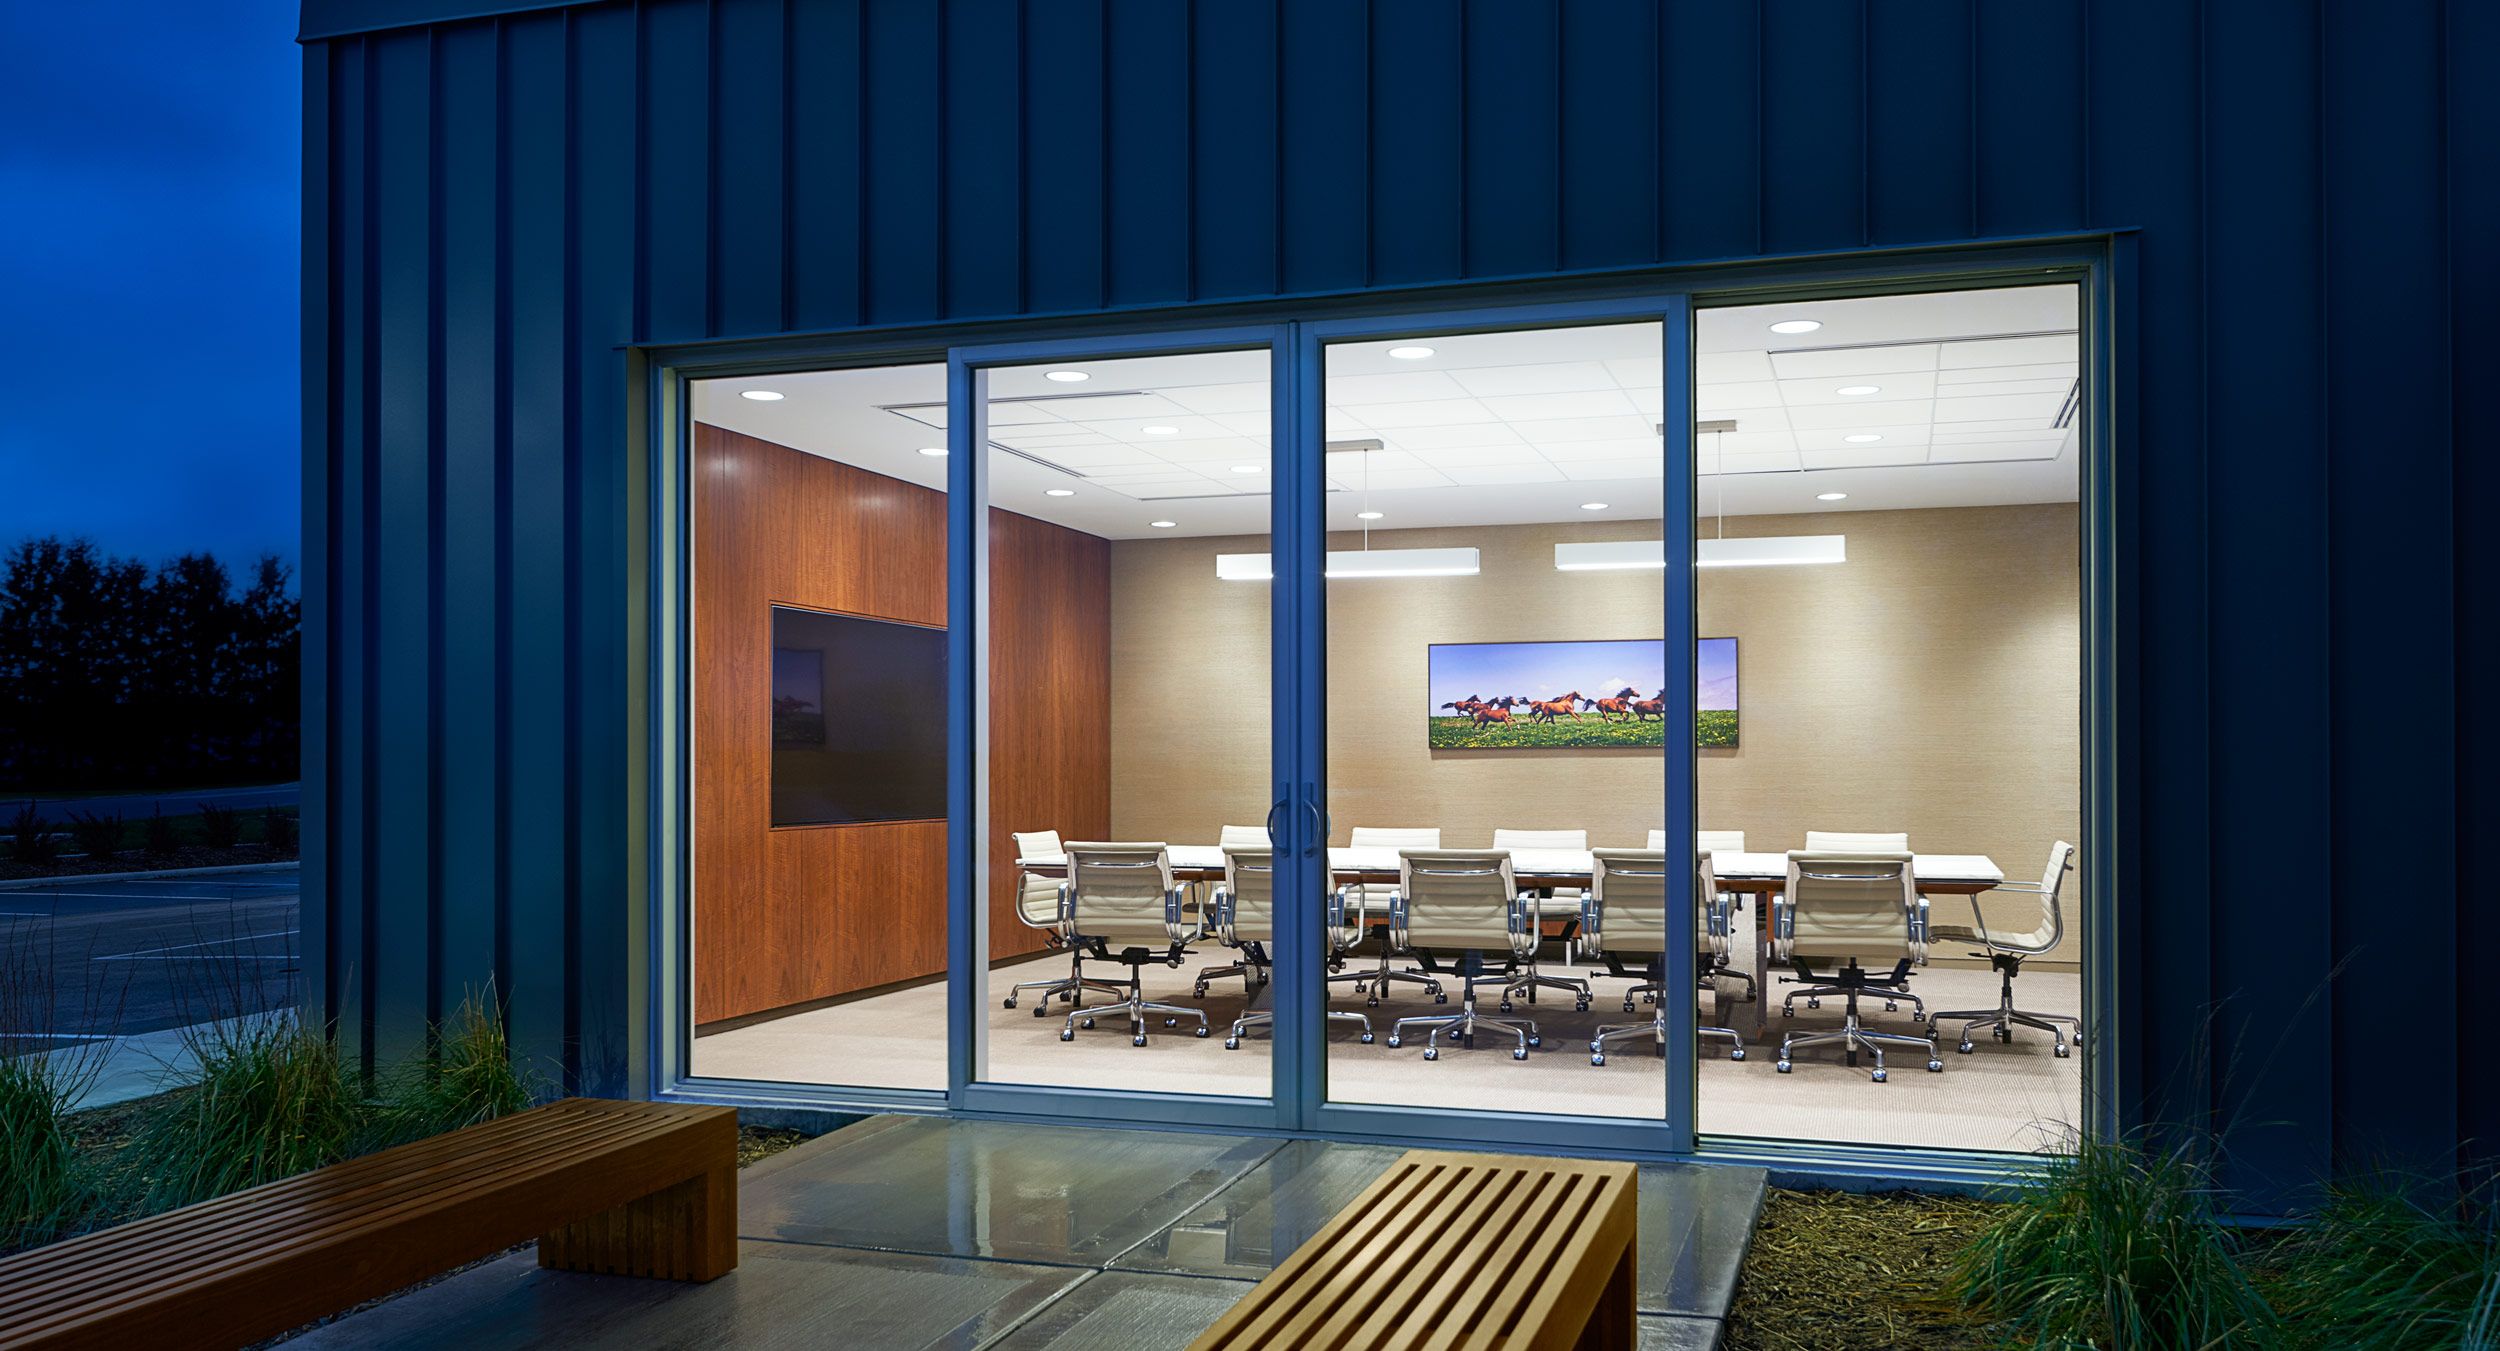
0;3;300;571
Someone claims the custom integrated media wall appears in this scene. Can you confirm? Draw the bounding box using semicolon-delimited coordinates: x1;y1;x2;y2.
1109;505;2081;962
693;424;1110;1026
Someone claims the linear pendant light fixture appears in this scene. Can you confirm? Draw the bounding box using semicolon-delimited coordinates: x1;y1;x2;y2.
1217;548;1481;581
1553;536;1847;570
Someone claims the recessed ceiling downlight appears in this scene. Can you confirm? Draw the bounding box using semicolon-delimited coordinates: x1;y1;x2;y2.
1817;492;1849;502
1838;385;1880;396
1580;502;1610;512
1143;425;1180;436
739;389;784;401
1843;434;1883;444
1388;346;1436;360
1150;520;1178;529
1769;319;1822;335
1044;370;1089;382
1045;488;1076;497
917;446;948;456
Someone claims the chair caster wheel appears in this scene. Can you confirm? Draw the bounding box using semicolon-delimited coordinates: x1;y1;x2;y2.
1499;1000;1514;1013
1884;1000;1899;1012
1386;1036;1402;1048
1194;1026;1210;1038
1434;993;1449;1005
1512;1048;1529;1061
1224;1038;1241;1050
1729;1048;1747;1062
1003;997;1017;1010
1359;1032;1375;1044
1781;1007;1794;1018
1422;1048;1439;1061
1958;1041;1975;1054
1059;1029;1076;1042
1622;1003;1637;1014
1365;997;1380;1008
1997;1027;2012;1043
1527;1035;1541;1048
1080;1018;1095;1029
1164;1017;1178;1027
1192;985;1208;999
1807;998;1821;1010
1927;1059;1944;1073
1775;1060;1792;1073
1133;1035;1148;1047
1574;999;1590;1013
1034;1007;1050;1018
2053;1043;2070;1059
1872;1069;1888;1083
1591;1054;1606;1066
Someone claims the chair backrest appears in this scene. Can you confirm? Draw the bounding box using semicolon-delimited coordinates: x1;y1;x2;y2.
1395;849;1525;953
1063;842;1183;945
1219;823;1272;849
1585;848;1669;957
1218;846;1274;943
1780;850;1919;965
1493;828;1586;851
2013;840;2077;950
1011;830;1065;926
1350;826;1441;849
1804;830;1909;853
1696;830;1746;853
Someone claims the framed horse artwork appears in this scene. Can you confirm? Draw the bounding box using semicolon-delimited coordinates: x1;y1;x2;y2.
1425;637;1737;751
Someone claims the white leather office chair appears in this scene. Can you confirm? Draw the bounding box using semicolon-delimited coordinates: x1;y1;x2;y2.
1582;849;1745;1066
1771;850;1942;1081
1697;830;1746;853
1003;829;1127;1016
1927;841;2081;1058
1211;846;1374;1049
1382;849;1546;1061
1495;828;1589;960
1805;830;1909;852
1192;824;1279;996
1218;823;1272;848
1335;827;1446;1005
1054;843;1207;1045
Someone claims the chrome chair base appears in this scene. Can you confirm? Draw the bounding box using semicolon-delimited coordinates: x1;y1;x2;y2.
1337;954;1444;1007
1776;1001;1943;1082
1781;981;1923;1023
1057;966;1210;1046
1388;995;1537;1061
1498;964;1591;1014
1931;985;2081;1058
1589;1014;1746;1066
1003;950;1127;1015
1224;1008;1374;1050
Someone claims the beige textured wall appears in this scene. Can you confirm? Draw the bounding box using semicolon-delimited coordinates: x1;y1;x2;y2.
1107;502;2082;963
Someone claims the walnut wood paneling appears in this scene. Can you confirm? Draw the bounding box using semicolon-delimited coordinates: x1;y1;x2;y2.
693;423;1108;1025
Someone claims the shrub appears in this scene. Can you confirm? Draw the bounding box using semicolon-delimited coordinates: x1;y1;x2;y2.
196;802;241;851
1955;1134;2280;1348
138;1016;367;1208
2259;1177;2500;1351
261;808;298;854
0;926;118;1249
370;984;540;1147
7;803;60;868
142;809;179;857
65;810;123;861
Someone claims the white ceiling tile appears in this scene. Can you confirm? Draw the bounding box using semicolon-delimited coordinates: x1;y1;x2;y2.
1040;445;1168;469
1696;351;1774;383
1326;409;1370;435
1327;468;1452;490
1937;362;2076;386
1558;459;1667;480
1926;440;2067;463
1445;361;1619;398
1603;356;1664;388
1090;414;1239;443
1698;381;1783;412
1160;382;1273;414
1410;444;1539;468
1800;448;1931;470
1443;464;1567;486
1776;372;1938;405
1695;406;1792;433
1936;377;2074;399
1930;428;2068;444
1101;476;1222;497
1924;417;2057;436
1624;389;1665;419
1344;398;1498;427
1535;436;1665;463
1938;335;2077;368
1323;370;1474;404
1327;448;1432;474
1694;430;1798;455
1511;414;1660;443
1794;426;1929;451
890;403;950;429
1767;344;1940;379
1477;389;1641;421
991;429;1117;450
1018;392;1187;421
1207;409;1277;437
1715;451;1805;475
1785;400;1933;431
1366;423;1527;450
1932;392;2065;423
1143;436;1272;462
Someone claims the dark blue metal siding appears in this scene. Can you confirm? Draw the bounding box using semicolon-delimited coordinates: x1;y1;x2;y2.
304;0;2479;1193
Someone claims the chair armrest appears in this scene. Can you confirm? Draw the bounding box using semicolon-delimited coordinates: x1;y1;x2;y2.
1909;895;1932;963
1326;884;1359;951
1506;892;1540;959
1580;893;1604;946
1386;890;1411;953
1210;884;1237;946
1769;894;1795;962
1056;882;1075;932
1705;893;1734;955
1162;887;1199;945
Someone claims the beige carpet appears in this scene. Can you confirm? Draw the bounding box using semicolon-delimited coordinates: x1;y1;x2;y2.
695;943;2082;1156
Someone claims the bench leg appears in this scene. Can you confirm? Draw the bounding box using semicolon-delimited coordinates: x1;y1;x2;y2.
539;1164;739;1282
1575;1240;1638;1350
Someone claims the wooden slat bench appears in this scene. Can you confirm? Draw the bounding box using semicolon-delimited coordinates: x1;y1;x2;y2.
1189;1149;1639;1351
0;1097;738;1350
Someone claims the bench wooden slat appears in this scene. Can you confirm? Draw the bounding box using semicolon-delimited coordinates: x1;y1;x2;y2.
0;1102;696;1304
1189;1151;1638;1351
0;1098;737;1350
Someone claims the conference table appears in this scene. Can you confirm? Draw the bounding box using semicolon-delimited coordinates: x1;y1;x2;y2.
1016;845;2005;1038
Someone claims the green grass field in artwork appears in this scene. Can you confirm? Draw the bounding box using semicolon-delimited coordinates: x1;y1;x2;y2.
1427;711;1740;750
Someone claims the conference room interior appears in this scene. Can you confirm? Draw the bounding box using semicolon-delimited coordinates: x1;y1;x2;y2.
684;282;2085;1156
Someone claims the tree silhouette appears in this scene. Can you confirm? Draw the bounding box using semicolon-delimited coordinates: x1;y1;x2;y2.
0;537;299;792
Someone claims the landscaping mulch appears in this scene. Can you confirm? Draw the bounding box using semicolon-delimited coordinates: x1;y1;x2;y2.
1722;1188;2006;1351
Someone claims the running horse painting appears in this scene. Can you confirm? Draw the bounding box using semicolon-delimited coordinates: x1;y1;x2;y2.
1425;638;1740;750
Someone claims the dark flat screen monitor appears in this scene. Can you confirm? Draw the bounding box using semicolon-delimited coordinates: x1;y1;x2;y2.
770;606;948;826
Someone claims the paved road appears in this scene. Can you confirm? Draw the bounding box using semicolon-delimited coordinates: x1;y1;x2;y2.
0;866;300;1049
8;782;302;825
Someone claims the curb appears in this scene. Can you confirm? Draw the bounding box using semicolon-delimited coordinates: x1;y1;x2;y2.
0;860;302;891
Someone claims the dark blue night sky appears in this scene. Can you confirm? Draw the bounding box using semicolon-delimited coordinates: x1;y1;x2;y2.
0;3;300;572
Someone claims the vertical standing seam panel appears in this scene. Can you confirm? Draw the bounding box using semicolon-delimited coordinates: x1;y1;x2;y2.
638;0;711;341
436;21;505;1023
1556;0;1659;272
1366;2;1464;286
300;40;334;1042
944;0;1025;316
1658;0;1761;259
711;0;790;338
1863;0;1973;247
862;0;945;323
1102;0;1191;307
2200;0;2334;1205
783;0;864;331
2453;0;2500;1177
2321;0;2455;1175
1458;0;1560;279
1190;0;1282;300
1756;0;1864;255
500;10;572;1073
1020;0;1109;315
1972;0;2089;239
1275;0;1367;294
345;35;380;1077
